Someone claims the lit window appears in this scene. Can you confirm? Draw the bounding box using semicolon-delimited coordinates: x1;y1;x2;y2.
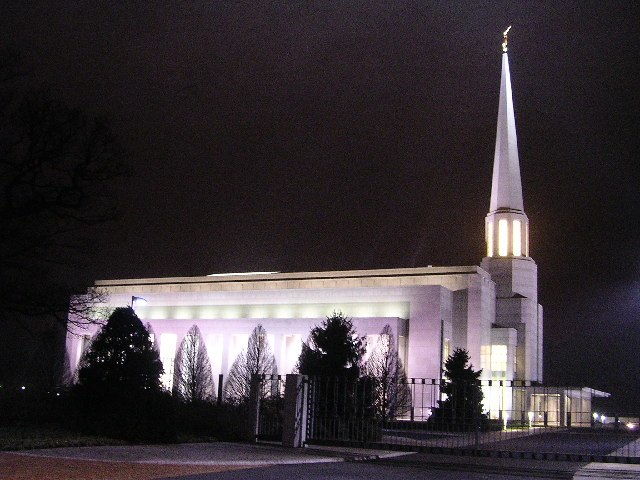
513;220;522;256
491;345;508;372
487;221;494;257
443;339;450;364
498;219;508;256
480;345;491;372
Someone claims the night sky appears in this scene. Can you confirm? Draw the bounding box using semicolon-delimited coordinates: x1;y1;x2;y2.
2;2;638;410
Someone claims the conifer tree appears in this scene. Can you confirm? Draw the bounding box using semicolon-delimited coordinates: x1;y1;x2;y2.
297;311;365;379
77;307;162;392
433;348;484;427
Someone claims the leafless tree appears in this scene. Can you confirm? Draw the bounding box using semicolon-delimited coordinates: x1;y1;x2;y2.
224;325;277;404
172;325;215;403
0;49;128;331
364;324;412;421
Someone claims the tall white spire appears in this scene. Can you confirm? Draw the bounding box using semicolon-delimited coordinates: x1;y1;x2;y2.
484;30;529;259
489;52;524;213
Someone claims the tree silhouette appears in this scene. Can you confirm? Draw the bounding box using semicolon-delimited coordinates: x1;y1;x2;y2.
73;307;175;441
77;307;162;392
0;49;128;330
432;348;484;428
224;325;277;404
172;324;215;403
364;324;412;422
297;311;365;379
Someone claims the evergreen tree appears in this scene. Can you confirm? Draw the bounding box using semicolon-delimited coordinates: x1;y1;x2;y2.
297;311;365;379
224;325;277;404
173;324;215;403
364;324;411;421
73;307;174;441
77;307;162;392
432;348;484;428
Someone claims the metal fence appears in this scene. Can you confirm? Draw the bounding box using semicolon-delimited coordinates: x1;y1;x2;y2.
302;376;640;461
255;374;286;442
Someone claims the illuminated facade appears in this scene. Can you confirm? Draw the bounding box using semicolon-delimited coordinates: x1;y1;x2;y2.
66;51;543;403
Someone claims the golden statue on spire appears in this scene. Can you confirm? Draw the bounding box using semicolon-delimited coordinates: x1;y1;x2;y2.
502;25;512;53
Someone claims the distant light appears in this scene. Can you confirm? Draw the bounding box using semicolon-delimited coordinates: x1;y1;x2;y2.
207;271;279;277
593;412;599;420
626;423;636;430
601;415;606;423
20;386;25;390
56;392;60;397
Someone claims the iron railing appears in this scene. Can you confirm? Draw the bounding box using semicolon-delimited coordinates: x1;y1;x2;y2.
303;376;640;461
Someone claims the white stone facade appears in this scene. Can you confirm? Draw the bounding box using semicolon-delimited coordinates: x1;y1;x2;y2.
67;52;544;411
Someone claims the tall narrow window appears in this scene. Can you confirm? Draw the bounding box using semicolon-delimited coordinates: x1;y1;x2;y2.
487;221;494;257
498;219;508;256
513;220;522;256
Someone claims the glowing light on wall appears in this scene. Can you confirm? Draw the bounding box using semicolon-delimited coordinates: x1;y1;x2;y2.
487;221;494;257
206;334;224;382
491;345;508;373
229;334;249;366
498;219;508;256
281;335;302;373
159;333;177;390
513;220;522;256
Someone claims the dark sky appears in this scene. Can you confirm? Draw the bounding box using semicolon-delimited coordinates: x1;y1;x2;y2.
2;2;639;409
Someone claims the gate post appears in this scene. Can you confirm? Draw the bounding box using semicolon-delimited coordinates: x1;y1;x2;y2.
282;374;308;447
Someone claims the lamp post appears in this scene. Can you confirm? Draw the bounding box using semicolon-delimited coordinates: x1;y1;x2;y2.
131;296;148;310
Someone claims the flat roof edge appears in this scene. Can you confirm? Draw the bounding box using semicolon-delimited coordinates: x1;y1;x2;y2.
94;265;485;287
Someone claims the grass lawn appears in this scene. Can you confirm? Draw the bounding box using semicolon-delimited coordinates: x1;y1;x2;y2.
0;424;129;451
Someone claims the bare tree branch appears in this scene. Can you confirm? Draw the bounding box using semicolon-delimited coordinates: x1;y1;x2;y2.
364;324;412;421
172;324;215;403
0;50;129;330
224;325;277;404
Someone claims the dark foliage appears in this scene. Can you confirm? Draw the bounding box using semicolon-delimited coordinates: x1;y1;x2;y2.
72;307;174;441
297;312;365;379
430;348;486;430
77;307;162;392
0;48;128;331
299;313;377;441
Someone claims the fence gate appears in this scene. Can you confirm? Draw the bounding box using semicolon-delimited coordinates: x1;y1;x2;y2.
255;374;286;442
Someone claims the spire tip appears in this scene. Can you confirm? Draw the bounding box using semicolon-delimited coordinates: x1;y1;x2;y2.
502;26;512;53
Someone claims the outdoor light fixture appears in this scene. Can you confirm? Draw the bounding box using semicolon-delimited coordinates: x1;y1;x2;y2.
593;412;599;421
131;296;148;309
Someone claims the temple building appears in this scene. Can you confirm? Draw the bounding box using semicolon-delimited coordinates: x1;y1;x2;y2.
68;43;551;417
